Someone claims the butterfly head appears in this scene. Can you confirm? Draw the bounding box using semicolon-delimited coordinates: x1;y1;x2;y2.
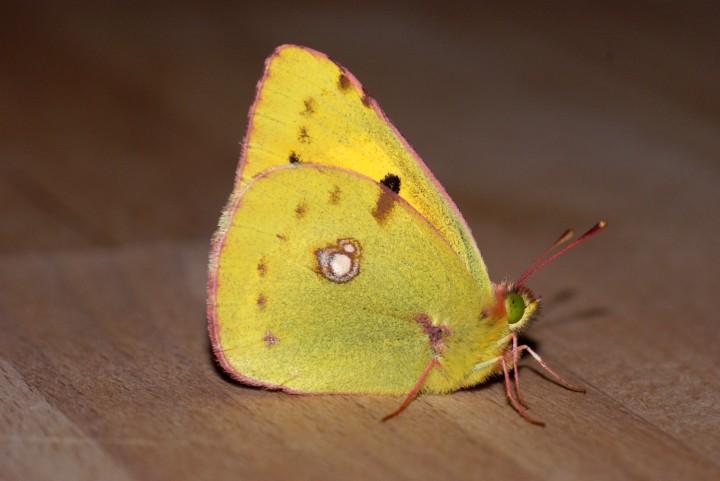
492;282;540;332
494;220;608;332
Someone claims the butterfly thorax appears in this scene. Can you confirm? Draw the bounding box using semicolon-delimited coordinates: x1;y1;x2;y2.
418;282;540;395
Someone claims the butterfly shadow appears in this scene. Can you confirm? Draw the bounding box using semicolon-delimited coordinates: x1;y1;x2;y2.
535;287;611;330
206;339;265;390
463;290;610;396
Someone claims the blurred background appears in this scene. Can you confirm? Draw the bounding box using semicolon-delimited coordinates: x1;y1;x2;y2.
1;1;718;480
4;1;718;260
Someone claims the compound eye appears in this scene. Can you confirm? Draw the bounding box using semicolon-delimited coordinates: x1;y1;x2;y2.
505;292;526;325
505;285;540;332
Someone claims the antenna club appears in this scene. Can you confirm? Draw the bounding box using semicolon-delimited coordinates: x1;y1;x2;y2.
557;229;574;245
516;220;607;286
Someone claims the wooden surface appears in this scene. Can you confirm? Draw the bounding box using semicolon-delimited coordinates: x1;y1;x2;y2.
2;1;719;480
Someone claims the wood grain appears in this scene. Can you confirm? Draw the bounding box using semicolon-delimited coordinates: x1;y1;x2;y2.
1;1;718;480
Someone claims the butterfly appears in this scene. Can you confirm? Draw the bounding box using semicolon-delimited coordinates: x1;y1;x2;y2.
207;45;606;425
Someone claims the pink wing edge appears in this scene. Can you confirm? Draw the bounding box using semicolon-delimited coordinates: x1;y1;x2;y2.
207;44;480;393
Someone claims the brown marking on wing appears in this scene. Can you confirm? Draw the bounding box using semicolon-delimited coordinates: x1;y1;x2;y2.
329;185;341;205
302;97;316;116
257;294;267;310
257;257;267;277
263;330;278;346
415;313;451;355
295;201;308;219
298;126;311;144
338;73;351;91
361;87;373;108
372;187;396;224
380;173;401;194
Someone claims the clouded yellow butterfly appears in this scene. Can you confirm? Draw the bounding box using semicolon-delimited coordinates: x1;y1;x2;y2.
207;45;606;425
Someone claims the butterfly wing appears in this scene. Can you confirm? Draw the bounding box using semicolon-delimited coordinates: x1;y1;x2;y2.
237;45;489;291
208;165;505;394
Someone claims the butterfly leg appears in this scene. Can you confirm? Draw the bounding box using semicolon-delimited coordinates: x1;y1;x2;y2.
510;333;529;408
382;357;441;421
516;344;586;393
501;354;545;426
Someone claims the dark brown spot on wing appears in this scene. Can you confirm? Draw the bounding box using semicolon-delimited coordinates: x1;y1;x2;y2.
380;173;401;194
338;73;352;91
302;97;316;116
263;330;278;346
329;185;341;204
298;126;311;144
415;313;450;355
289;151;301;164
257;257;267;277
372;187;396;224
295;201;308;219
257;294;267;310
277;234;288;241
361;87;373;108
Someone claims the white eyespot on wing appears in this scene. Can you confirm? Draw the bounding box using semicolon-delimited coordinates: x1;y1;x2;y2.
315;238;361;283
329;253;352;277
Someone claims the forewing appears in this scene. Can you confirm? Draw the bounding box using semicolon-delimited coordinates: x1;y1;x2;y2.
238;45;490;290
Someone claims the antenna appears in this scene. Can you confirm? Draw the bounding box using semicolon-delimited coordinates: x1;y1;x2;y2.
516;220;607;287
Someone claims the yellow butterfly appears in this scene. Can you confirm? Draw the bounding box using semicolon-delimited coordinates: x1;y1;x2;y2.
207;45;606;425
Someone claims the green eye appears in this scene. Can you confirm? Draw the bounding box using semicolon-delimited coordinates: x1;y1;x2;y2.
505;292;526;325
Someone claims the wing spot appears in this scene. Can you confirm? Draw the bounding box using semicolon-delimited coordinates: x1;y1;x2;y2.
298;126;311;144
338;73;351;91
257;257;267;277
380;173;401;194
302;97;316;116
295;201;308;219
257;294;267;310
263;330;278;346
289;151;301;164
277;234;288;241
316;238;362;283
361;87;373;108
415;313;451;355
372;188;396;224
329;185;341;204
